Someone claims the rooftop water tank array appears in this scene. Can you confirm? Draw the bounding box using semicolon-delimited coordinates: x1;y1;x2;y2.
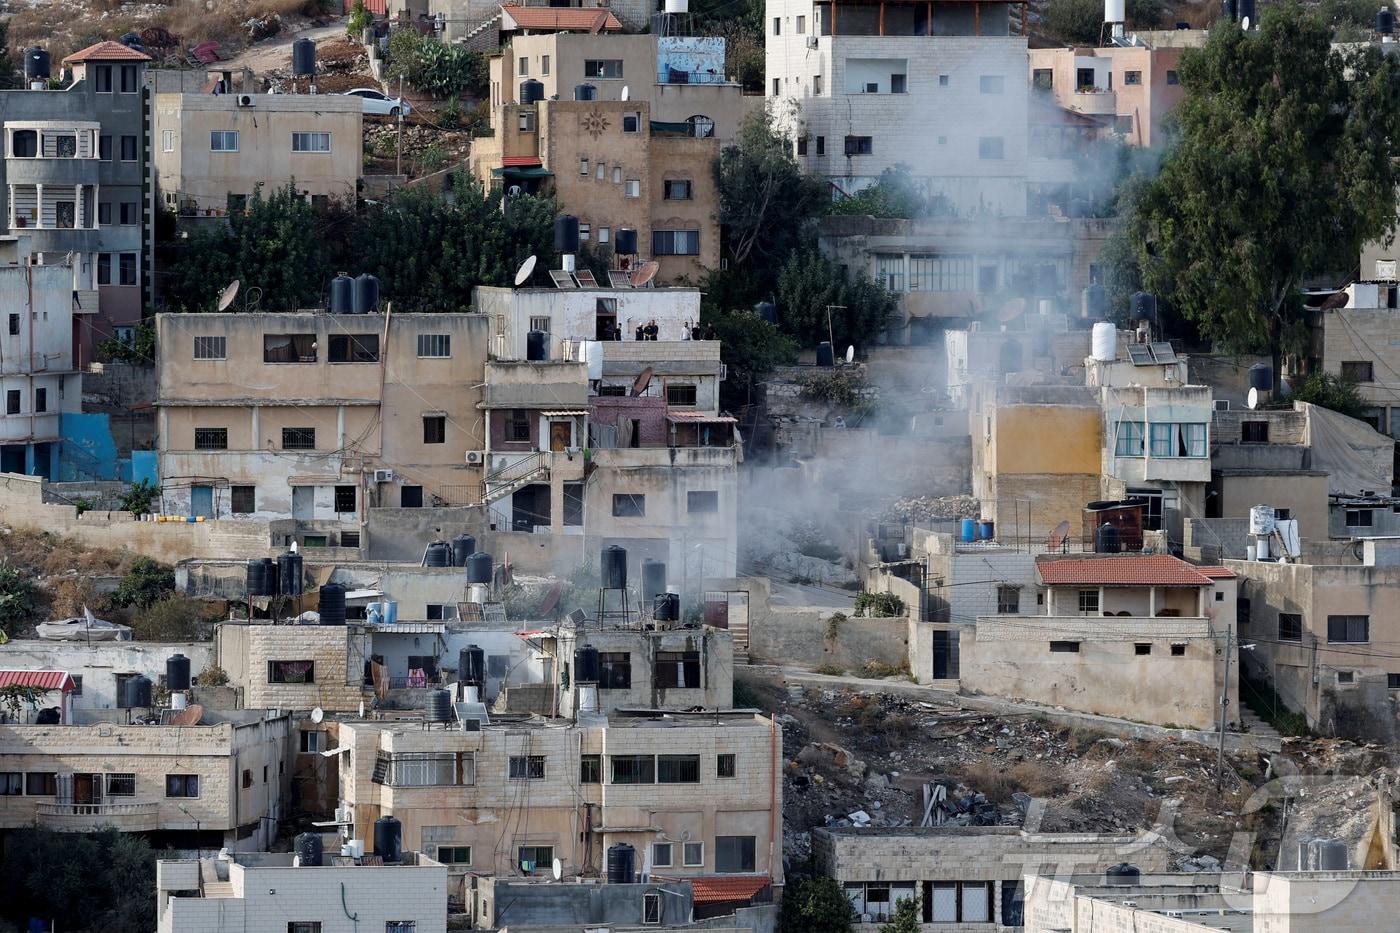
278;551;303;596
467;551;493;585
24;48;50;81
123;674;153;709
425;542;452;568
653;592;680;623
520;79;545;104
425;688;453;722
329;274;355;313
295;832;324;867
554;214;580;254
451;533;476;567
374;816;403;863
354;273;379;314
1090;322;1117;361
607;843;636;884
1248;363;1273;391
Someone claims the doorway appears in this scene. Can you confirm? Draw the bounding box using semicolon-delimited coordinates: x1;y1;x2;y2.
931;630;960;680
72;773;102;806
191;485;214;518
292;486;314;520
550;421;572;452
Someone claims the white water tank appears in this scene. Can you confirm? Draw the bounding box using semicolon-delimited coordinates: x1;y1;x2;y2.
664;0;688;11
582;339;603;381
1105;0;1126;21
1091;322;1117;361
1249;504;1276;536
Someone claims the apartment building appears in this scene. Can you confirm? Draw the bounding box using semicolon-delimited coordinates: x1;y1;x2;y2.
0;709;292;849
1028;42;1185;147
1309;280;1400;436
0;260;83;477
0;41;153;364
157;851;448;933
551;623;735;716
154;310;490;545
152;91;363;218
766;0;1030;213
0;639;213;711
474;283;703;355
216;621;370;713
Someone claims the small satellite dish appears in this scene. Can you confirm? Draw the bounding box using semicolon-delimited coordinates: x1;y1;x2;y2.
551;857;563;881
845;345;855;364
631;366;654;397
630;260;660;287
310;706;324;724
621;85;630;101
358;700;366;718
514;254;538;287
1247;387;1260;410
217;279;240;312
1241;14;1250;29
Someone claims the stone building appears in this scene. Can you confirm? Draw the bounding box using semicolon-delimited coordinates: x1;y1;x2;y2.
1027;41;1186;148
0;638;214;711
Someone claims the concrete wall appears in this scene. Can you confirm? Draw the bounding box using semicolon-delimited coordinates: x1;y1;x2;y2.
483;878;694;929
217;622;369;713
474;286;702;359
0;640;213;710
1252;870;1400;933
748;603;909;673
556;626;734;715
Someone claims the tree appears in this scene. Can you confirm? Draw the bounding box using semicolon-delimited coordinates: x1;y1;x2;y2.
776;251;896;348
1043;0;1163;44
881;898;921;933
828;165;939;219
1114;5;1400;389
0;828;156;933
0;566;36;636
779;876;854;933
1283;371;1367;420
0;23;19;90
130;594;216;642
706;307;796;408
110;557;175;611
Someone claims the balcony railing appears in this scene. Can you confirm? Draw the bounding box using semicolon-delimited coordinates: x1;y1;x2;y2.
36;801;159;832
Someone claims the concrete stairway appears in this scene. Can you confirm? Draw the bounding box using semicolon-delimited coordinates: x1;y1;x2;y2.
1239;707;1281;739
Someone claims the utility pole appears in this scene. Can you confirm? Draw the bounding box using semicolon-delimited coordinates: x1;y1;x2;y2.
824;304;844;354
1215;626;1233;790
396;74;405;177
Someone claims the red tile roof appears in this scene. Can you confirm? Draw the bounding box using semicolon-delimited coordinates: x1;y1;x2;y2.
501;5;623;32
502;156;543;167
1197;565;1237;579
1036;555;1214;587
63;40;153;64
0;670;77;692
685;875;771;904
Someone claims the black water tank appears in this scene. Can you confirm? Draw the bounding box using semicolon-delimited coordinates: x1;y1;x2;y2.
319;584;347;625
1081;283;1107;319
467;551;493;585
451;533;476;567
520;78;544;103
1097;522;1122;555
1248;363;1273;391
292;37;316;76
246;559;266;597
295;832;323;867
641;558;667;604
601;545;628;589
374;816;403;862
1130;291;1157;322
261;557;279;596
35;707;60;724
816;341;835;367
425;542;452;567
1380;6;1395;33
1105;863;1140;886
329;273;354;313
278;552;304;596
607;843;635;884
353;273;380;314
574;645;600;684
1221;0;1237;20
653;592;679;623
460;645;485;685
615;228;638;255
24;48;49;81
1238;0;1256;23
166;653;191;691
527;330;549;361
554;214;580;254
124;674;152;708
754;300;777;324
425;688;452;722
574;83;596;100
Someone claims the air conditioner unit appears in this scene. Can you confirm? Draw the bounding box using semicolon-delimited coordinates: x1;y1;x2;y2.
1213;399;1231;411
372;469;394;483
236;94;255;107
465;451;485;466
806;35;818;48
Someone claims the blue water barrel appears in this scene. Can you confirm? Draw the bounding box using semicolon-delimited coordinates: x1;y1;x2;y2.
960;518;977;543
978;520;994;541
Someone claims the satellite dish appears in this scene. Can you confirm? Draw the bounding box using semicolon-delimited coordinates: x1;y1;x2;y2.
1048;519;1071;551
552;857;563;881
358;700;365;718
514;254;538;287
631;366;654;397
1247;387;1259;410
630;260;660;287
845;345;855;364
621;85;630;101
310;706;324;724
997;298;1026;323
1241;14;1250;28
217;279;240;312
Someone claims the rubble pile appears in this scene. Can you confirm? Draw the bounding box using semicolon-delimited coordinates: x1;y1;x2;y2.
882;494;980;523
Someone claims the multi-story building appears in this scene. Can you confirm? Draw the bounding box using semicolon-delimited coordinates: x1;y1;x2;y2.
0;260;83;477
474;283;702;354
0;41;153;364
152;91;363;219
766;0;1030;212
1308;280;1400;436
154;310;490;547
0;639;213;711
1027;41;1186;147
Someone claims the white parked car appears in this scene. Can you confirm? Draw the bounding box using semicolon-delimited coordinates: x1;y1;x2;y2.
342;88;411;117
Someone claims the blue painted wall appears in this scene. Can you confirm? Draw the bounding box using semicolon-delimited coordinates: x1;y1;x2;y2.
131;450;158;486
57;413;122;482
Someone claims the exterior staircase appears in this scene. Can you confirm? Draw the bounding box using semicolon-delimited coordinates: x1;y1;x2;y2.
481;452;550;505
460;12;503;52
1239;707;1281;740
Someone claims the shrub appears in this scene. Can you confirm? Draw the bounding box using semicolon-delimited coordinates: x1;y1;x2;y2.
118;479;159;516
854;591;904;618
110;557;175;611
98;321;155;365
194;664;229;686
130;594;216;642
0;567;37;636
346;0;371;36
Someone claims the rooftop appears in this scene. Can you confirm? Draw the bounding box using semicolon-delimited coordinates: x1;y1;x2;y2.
0;670;77;691
501;5;623;32
1036;554;1220;587
63;40;153;64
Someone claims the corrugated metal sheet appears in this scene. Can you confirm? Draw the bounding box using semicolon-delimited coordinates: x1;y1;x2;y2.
0;670;77;691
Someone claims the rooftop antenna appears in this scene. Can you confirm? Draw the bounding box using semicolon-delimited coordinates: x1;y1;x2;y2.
514;254;538;287
217;279;240;312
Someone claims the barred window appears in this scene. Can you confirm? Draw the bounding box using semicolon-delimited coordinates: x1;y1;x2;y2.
193;336;226;360
657;754;700;783
610;754;654;784
417;334;451;358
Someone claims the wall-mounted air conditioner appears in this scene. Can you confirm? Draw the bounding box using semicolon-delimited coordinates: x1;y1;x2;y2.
373;469;394;483
236;94;255;107
465;451;485;466
1213;399;1230;411
806;36;818;48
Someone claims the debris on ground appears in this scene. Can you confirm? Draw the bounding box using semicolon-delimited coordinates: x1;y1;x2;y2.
881;494;981;523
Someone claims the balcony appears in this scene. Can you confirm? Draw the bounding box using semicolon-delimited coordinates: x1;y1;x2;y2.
1070;88;1117;116
5;157;100;187
36;801;160;832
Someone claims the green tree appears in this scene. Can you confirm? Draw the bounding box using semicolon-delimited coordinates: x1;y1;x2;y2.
1283;371;1368;420
0;23;19;90
881;898;921;933
1043;0;1163;44
707;307;796;407
0;828;156;933
0;566;36;636
776;250;895;348
1114;5;1400;388
780;876;854;933
118;479;159;516
130;594;215;642
98;320;156;364
828;164;939;219
110;557;175;611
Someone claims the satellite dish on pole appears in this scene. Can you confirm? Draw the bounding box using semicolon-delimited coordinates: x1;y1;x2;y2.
551;857;563;881
845;345;855;364
1247;387;1260;410
514;254;538;287
217;279;240;311
310;706;324;724
631;366;654;397
621;85;630;101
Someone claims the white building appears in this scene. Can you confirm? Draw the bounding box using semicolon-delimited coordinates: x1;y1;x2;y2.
0;640;213;711
765;0;1030;214
473;284;703;360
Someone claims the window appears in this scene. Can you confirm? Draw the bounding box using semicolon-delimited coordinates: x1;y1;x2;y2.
7;313;17;335
437;845;472;864
517;111;536;132
1049;641;1081;653
328;334;379;362
508;755;546;780
1149;422;1208;457
890;73;907;93
652;230;700;255
426;604;457;621
664;179;693;200
231;486;255;514
623;112;641;133
508;409;531;442
417;334;450;358
1124;70;1142;85
282;427;316;450
1389;673;1400;690
642;892;662;924
584;60;623;78
796;13;806;31
70;675;82;697
242;768;253;789
94;65;113;92
194;336;226;360
162;129;175;152
684;841;704;865
210;130;239;152
772;16;781;34
423;416;446;444
717;753;736;777
599;652;631;689
333;485;356;514
1032;68;1053;90
597;161;607;180
389;752;467;786
688;490;719;514
34;388;45;413
268;660;315;683
1278;613;1302;642
529;315;551;333
385;923;416;933
5;390;19;414
542;54;550;75
300;730;324;753
816;135;825;155
844;135;873;155
580;157;589;175
194;428;228;450
98;202;112;225
1341;361;1374;382
1241;421;1269;444
1235;597;1251;625
25;772;56;795
980;74;1004;93
930;881;994;923
0;773;21;795
580;754;602;783
715;836;756;873
518;55;528;74
1167;70;1180;84
579;223;592;242
1327;615;1369;643
564;483;584;526
797;136;808;156
1346;508;1375;528
401;486;423;508
655;650;701;689
120;64;138;92
518;846;554;873
165;774;199;797
1115;421;1145;456
119;201;138;225
611;754;655;784
997;586;1020;614
652;842;674;867
657;754;700;783
264;333;317;363
1135;643;1152;656
978;136;1005;160
613;493;645;517
288;924;321;933
292;132;331;152
661;383;699;408
939;74;950;86
1170;644;1186;656
1338;670;1356;685
599;227;611;244
119;253;137;285
1078;590;1099;614
625;179;641;198
97;254;111;286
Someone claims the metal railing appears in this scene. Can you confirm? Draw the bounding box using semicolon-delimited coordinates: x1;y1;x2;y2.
431;485;484;508
485;452;546;486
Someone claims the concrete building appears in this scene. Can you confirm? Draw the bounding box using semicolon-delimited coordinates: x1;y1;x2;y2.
1208;407;1331;543
154;310;490;546
0;41;154;364
390;0;653;45
766;0;1030;213
152;91;363;219
474;284;703;357
156;851;448;933
1028;42;1186;147
216;622;372;713
0;639;213;711
551;623;735;716
0;260;84;477
943;317;1091;404
0;708;292;848
1308;280;1400;436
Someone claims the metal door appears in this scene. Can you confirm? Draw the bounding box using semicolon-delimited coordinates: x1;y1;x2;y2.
190;485;214;518
292;486;314;520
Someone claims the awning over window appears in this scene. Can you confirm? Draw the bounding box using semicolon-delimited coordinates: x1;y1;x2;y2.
491;166;553;179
